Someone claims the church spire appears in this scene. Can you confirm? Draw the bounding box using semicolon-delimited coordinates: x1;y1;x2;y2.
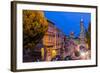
79;18;86;44
81;18;83;22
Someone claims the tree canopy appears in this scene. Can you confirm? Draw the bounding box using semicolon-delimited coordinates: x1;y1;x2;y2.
86;22;91;49
23;10;48;49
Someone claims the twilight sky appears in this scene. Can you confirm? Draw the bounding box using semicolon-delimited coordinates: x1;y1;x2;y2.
44;11;91;37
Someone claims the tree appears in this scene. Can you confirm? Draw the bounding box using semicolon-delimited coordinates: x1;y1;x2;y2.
88;22;91;49
23;10;48;50
86;22;91;49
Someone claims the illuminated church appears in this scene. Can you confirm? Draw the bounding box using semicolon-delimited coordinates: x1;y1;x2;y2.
79;18;86;44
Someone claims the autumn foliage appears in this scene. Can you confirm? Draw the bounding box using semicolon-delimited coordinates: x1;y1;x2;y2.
23;10;48;49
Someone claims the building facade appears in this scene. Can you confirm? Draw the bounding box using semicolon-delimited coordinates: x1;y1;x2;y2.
42;20;66;61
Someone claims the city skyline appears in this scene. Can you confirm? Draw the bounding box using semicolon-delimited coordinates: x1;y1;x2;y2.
44;11;91;37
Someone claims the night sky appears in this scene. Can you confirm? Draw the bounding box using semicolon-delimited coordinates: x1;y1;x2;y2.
44;11;91;37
